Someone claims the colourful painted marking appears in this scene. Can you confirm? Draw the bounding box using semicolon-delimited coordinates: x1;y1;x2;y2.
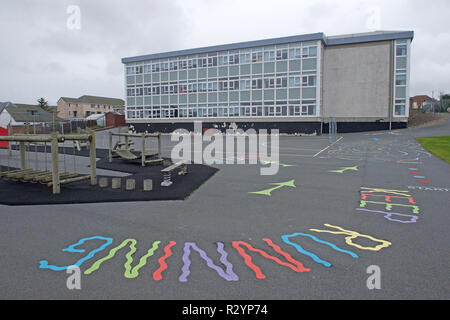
310;224;392;252
360;200;420;214
39;236;113;271
417;180;430;184
178;242;239;282
281;233;358;268
249;179;296;196
329;166;359;174
232;238;310;279
84;239;160;278
153;241;176;281
360;188;411;197
356;208;419;224
360;194;416;204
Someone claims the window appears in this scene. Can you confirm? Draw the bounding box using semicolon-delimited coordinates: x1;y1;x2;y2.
252;78;263;89
276;49;288;60
179;82;188;93
169;84;178;94
240;79;251;90
198;81;207;92
208;81;218;92
135;65;143;74
276;76;288;88
152;63;160;72
161;62;169;71
396;74;407;86
207;56;217;67
229;54;239;65
289;76;301;87
198;57;208;68
188;58;197;69
289;48;301;59
126;66;134;75
229;79;239;91
152;86;160;95
302;46;317;58
252;51;262;62
218;55;228;66
144;65;151;73
264;51;275;61
264;77;275;89
161;85;168;95
144;86;152;96
396;45;407;56
169;61;177;71
395;104;406;116
240;53;251;64
179;60;187;70
302;75;316;87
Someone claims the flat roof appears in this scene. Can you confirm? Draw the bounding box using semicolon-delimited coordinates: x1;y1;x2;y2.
122;30;414;64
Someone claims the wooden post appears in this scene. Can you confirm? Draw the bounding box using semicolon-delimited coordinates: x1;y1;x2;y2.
19;142;26;169
51;133;60;194
89;132;97;186
141;133;146;167
108;131;113;163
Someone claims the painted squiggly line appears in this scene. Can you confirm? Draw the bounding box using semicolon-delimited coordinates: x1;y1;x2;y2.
281;233;358;268
153;241;177;281
84;239;160;278
39;236;113;271
232;238;310;279
360;201;420;214
310;224;392;252
360;194;416;204
356;208;419;224
178;242;239;282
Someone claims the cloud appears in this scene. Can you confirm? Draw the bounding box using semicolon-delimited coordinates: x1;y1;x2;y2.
0;0;449;105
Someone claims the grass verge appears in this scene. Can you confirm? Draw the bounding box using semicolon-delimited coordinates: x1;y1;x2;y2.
416;136;450;163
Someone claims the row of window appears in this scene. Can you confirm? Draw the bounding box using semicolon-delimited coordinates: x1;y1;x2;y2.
127;103;317;119
126;46;318;75
394;40;409;116
127;75;316;96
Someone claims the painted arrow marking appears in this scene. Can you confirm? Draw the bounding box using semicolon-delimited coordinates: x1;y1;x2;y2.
249;180;296;196
329;166;359;174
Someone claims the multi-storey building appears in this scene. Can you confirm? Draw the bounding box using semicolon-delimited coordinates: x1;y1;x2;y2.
122;30;413;133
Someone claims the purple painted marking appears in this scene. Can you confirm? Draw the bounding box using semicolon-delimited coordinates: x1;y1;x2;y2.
356;208;419;224
179;242;239;282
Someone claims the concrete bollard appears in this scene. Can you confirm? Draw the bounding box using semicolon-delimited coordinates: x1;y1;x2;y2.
126;179;136;191
111;178;121;189
143;179;153;192
99;177;109;188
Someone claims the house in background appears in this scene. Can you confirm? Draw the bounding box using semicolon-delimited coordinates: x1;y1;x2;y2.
57;95;125;119
0;103;61;135
410;95;438;113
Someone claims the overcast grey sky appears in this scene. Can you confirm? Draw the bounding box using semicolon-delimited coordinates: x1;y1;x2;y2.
0;0;449;105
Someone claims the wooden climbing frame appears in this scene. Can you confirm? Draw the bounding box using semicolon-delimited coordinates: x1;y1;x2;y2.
0;132;97;194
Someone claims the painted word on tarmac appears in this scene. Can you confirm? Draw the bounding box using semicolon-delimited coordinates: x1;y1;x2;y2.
39;224;392;282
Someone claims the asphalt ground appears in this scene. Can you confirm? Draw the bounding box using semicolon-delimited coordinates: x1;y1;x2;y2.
0;116;449;300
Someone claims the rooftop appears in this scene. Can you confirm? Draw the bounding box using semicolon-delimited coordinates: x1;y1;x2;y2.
60;95;125;106
122;30;414;64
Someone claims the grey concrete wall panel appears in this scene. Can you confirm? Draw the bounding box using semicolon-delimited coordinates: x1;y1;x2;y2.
322;41;391;118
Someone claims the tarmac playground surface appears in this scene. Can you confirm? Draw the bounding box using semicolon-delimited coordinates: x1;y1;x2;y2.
0;115;449;300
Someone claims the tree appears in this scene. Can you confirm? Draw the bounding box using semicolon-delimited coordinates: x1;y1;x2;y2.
37;97;49;109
